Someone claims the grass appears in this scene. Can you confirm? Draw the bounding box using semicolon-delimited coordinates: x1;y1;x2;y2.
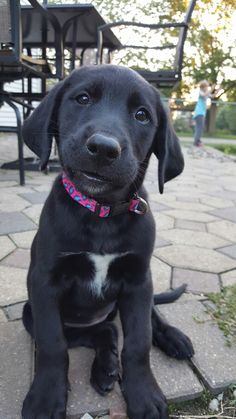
203;131;236;140
208;144;236;156
168;390;212;417
168;386;236;418
177;131;236;140
168;387;236;418
207;285;236;346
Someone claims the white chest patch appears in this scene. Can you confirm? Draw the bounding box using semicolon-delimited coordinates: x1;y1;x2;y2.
88;253;121;297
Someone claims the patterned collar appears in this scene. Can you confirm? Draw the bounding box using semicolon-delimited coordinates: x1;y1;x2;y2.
62;173;148;218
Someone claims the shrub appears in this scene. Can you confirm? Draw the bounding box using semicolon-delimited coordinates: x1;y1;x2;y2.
225;107;236;134
216;105;236;134
173;116;192;133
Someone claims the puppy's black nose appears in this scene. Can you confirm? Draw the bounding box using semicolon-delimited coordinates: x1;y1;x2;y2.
86;134;121;161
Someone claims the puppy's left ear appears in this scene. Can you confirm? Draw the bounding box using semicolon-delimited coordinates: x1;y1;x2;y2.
22;80;65;170
153;96;184;194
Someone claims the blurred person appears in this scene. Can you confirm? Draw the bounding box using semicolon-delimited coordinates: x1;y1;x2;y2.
193;80;211;147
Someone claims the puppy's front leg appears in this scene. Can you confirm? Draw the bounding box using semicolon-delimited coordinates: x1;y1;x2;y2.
119;275;168;419
22;269;68;419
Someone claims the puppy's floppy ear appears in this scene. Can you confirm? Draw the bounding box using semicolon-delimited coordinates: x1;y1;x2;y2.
22;80;65;170
152;95;184;194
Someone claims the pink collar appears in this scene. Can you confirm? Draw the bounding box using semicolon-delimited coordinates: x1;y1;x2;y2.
62;173;148;218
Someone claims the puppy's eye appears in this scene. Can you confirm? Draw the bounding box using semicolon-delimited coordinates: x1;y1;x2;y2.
76;93;90;105
135;108;150;124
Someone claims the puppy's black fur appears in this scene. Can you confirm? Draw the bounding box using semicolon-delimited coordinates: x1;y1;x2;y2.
22;65;194;419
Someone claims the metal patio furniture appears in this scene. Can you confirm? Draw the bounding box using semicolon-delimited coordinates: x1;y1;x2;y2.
96;0;197;89
0;0;62;185
0;1;121;184
21;2;121;77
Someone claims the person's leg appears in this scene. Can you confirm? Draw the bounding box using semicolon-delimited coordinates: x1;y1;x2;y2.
194;115;204;146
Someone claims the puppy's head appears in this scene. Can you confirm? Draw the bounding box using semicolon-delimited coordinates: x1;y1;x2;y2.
23;65;184;199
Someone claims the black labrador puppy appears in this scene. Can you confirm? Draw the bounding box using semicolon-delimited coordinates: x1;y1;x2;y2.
22;65;194;419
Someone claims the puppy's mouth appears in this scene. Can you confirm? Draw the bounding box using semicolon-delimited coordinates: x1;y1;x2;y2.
81;170;112;184
65;164;138;198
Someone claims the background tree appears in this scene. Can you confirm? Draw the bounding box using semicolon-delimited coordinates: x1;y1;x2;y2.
181;0;236;132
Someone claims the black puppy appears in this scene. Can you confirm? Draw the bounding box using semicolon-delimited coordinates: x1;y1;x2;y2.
22;65;194;419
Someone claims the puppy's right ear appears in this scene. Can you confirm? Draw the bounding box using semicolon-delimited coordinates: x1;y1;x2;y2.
23;80;64;170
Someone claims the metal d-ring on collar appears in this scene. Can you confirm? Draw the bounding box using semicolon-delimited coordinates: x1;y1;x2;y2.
133;194;148;215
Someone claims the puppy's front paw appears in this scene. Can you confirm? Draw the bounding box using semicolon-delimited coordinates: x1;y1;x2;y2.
123;375;168;419
22;371;67;419
153;325;194;360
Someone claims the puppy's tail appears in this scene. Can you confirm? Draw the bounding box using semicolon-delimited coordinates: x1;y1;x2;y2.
153;284;186;305
22;301;35;339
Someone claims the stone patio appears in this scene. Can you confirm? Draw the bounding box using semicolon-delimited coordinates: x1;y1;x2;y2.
0;134;236;418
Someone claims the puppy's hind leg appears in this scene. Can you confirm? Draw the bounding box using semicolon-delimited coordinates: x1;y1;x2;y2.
64;321;119;396
23;305;119;395
152;307;194;360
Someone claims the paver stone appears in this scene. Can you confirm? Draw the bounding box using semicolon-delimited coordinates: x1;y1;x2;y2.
153;213;174;231
159;300;236;393
158;229;229;249
67;347;126;418
218;244;236;259
4;301;26;321
0;322;33;419
208;220;236;242
0;265;27;305
0;236;15;261
209;207;236;223
2;249;30;269
175;219;206;232
23;204;43;225
0;212;36;235
0;309;7;322
20;191;49;204
151;256;171;293
164;210;217;223
10;230;36;248
220;270;236;287
155;245;236;273
150;345;203;401
173;268;220;294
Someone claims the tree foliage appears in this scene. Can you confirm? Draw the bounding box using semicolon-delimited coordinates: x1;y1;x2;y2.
183;1;236;99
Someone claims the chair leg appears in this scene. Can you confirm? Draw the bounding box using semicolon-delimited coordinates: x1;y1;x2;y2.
5;98;25;185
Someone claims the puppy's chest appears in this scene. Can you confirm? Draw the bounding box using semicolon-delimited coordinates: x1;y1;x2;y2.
60;250;145;298
87;252;121;296
60;251;126;297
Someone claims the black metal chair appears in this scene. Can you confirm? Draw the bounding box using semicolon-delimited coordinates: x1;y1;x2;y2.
0;0;69;184
96;0;197;89
0;0;59;184
0;1;122;183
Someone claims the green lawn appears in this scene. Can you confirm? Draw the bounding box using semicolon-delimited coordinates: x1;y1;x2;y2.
177;131;236;140
208;144;236;156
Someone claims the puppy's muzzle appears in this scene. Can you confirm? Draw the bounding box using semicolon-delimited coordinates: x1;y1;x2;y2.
86;134;121;164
